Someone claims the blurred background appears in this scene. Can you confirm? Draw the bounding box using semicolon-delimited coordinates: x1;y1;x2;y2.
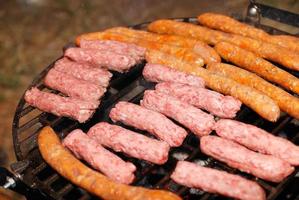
0;0;298;199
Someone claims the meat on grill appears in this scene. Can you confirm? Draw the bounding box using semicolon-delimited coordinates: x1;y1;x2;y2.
65;47;137;73
142;63;205;87
141;90;215;137
155;82;241;118
63;129;136;184
200;136;294;182
215;119;299;166
79;39;146;62
171;161;266;200
87;122;170;164
24;87;98;123
44;68;106;101
54;57;112;87
109;101;188;147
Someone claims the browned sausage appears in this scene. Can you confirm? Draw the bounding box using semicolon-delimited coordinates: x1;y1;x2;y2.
214;42;299;95
207;62;299;120
197;13;299;53
76;31;204;67
38;126;181;200
145;49;280;122
105;27;221;64
147;20;299;71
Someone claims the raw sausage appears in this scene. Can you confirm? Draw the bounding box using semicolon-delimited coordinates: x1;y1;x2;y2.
109;101;188;147
24;87;97;123
141;90;215;137
200;136;294;182
171;161;265;200
79;39;145;62
54;57;112;87
63;129;136;184
44;68;106;101
88;122;170;164
142;63;205;87
155;82;241;118
214;119;299;166
65;47;137;73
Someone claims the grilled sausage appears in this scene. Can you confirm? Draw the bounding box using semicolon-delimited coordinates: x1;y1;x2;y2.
44;68;106;101
24;87;98;123
143;63;205;87
79;39;145;62
215;119;299;166
38;126;181;200
171;161;266;200
105;27;220;64
109;101;188;147
77;31;204;67
214;42;299;95
88;122;170;164
64;47;137;73
63;129;136;184
207;62;299;119
145;49;280;122
200;136;294;182
197;12;299;53
141;90;215;137
147;20;299;71
155;82;241;118
54;58;112;87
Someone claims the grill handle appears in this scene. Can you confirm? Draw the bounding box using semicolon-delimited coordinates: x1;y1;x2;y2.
0;167;49;200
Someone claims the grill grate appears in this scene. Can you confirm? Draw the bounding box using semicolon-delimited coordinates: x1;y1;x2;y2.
12;17;299;200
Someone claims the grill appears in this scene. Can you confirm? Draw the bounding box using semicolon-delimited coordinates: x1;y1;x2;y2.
3;2;299;200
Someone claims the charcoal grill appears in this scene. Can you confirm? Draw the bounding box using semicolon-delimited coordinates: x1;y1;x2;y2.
1;1;299;200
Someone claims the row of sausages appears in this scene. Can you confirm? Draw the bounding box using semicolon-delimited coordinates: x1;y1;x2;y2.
77;14;299;122
25;40;146;122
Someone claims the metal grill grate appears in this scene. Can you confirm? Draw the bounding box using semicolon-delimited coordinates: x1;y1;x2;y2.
11;17;299;200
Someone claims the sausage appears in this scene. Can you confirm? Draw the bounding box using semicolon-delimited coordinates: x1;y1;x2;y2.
145;49;280;122
197;13;299;53
200;136;294;182
142;63;205;87
105;27;221;64
38;126;181;200
141;90;215;137
214;42;299;95
44;68;106;101
147;20;299;71
206;62;299;119
54;58;112;87
155;82;241;118
64;47;137;73
171;161;266;200
87;122;170;164
63;129;136;184
215;119;299;166
109;101;188;147
79;39;145;62
77;31;204;67
24;87;97;123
